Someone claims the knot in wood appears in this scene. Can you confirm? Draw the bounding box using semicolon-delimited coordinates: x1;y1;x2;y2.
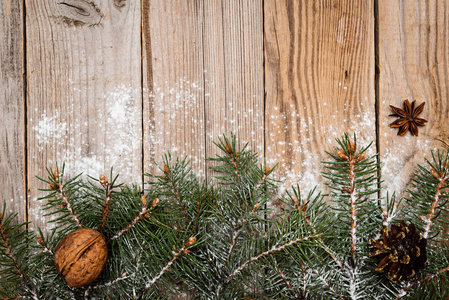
57;0;103;27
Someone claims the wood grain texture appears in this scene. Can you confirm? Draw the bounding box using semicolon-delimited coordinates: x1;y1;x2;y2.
143;0;264;181
378;0;449;198
143;0;207;178
203;0;264;175
0;0;25;222
26;0;142;231
264;0;375;199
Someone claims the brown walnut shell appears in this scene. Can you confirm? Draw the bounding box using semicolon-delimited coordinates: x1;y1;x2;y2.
54;228;108;287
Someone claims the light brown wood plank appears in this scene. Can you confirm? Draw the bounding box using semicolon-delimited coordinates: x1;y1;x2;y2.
26;0;142;231
143;0;207;178
264;0;375;199
378;0;449;198
203;0;264;174
0;0;25;222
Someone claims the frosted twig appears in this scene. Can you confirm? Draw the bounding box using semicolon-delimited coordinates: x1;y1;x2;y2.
278;269;298;298
382;201;399;227
348;161;358;259
226;233;322;283
37;236;53;255
58;183;81;228
109;199;158;241
143;248;184;291
84;272;129;298
295;199;343;269
395;264;449;299
314;269;346;300
100;175;113;232
227;202;260;260
0;222;23;277
422;175;448;239
0;221;38;299
164;165;190;223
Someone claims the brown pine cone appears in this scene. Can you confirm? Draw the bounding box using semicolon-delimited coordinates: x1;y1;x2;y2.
369;221;427;282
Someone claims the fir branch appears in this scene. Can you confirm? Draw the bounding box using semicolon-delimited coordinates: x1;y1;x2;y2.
99;174;113;232
422;173;448;239
382;197;399;227
293;197;343;269
226;233;322;283
300;263;306;299
36;236;53;255
277;268;299;299
223;138;241;182
0;215;23;279
164;163;190;223
335;138;364;259
85;271;129;298
109;197;159;241
395;263;449;299
314;269;346;300
227;202;260;260
140;237;196;294
0;211;38;299
57;181;82;228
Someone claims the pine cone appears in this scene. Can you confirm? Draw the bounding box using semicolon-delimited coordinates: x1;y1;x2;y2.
369;221;427;282
54;228;108;287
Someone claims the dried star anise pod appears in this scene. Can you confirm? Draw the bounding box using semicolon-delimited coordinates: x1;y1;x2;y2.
389;100;427;136
369;221;427;283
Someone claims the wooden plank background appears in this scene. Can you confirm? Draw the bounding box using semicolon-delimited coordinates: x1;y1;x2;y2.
1;0;448;238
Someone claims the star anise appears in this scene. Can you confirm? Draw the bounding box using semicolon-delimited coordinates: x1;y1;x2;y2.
389;100;427;136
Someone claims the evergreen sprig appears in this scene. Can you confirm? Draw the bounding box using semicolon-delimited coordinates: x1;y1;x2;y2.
0;133;448;299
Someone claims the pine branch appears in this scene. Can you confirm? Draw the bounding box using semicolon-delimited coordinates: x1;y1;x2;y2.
334;138;366;259
56;180;82;228
422;172;448;239
139;237;196;296
394;263;449;299
226;233;322;283
0;208;39;299
163;163;191;223
99;174;114;232
85;271;128;298
314;269;346;300
109;196;159;241
0;214;23;279
291;195;344;269
37;236;53;255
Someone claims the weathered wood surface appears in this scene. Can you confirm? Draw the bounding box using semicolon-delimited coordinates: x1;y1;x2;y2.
143;0;264;182
264;0;375;199
26;0;142;231
0;0;25;223
0;0;447;239
378;0;449;198
143;0;207;178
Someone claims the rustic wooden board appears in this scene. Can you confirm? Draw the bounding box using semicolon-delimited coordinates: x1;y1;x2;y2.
143;0;207;179
143;0;264;182
0;0;25;223
26;0;142;231
203;0;264;174
264;0;375;200
378;0;449;198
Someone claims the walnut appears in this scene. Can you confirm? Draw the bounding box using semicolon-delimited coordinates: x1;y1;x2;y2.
54;228;108;287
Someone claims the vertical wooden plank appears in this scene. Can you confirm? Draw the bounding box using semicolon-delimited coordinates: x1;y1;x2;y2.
143;0;264;180
26;0;142;231
378;1;449;198
203;0;264;171
0;0;25;222
264;0;375;198
143;0;207;178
